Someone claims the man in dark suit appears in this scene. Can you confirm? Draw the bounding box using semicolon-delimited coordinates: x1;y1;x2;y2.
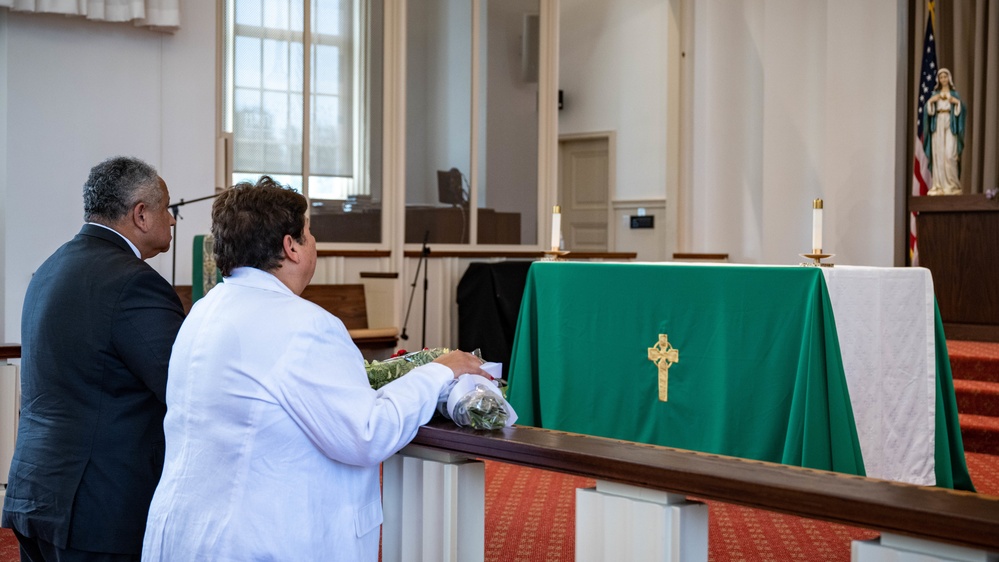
2;156;185;562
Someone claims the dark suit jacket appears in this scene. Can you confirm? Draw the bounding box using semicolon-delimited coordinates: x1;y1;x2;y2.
2;224;184;554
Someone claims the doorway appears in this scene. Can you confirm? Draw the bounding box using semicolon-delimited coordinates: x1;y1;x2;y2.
557;133;613;252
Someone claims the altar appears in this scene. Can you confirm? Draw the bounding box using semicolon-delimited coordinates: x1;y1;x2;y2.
506;262;973;490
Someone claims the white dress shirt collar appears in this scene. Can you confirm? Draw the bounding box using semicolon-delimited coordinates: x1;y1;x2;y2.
87;222;141;259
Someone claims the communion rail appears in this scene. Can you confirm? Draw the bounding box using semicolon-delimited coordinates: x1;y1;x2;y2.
391;418;999;561
4;345;997;560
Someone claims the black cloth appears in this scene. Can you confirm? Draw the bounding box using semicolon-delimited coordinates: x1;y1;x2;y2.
2;224;184;555
457;261;533;378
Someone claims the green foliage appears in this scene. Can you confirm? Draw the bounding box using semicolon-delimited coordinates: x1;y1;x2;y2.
365;348;450;390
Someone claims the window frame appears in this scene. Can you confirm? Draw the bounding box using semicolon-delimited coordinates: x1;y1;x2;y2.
222;0;370;201
216;0;559;254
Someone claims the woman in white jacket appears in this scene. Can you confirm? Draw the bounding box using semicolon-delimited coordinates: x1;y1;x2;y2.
142;176;486;561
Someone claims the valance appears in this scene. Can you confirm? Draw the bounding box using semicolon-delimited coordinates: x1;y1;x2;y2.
0;0;179;32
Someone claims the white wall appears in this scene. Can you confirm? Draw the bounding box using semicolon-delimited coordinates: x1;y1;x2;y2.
0;4;216;341
558;0;677;260
559;0;901;266
687;0;901;265
559;0;669;203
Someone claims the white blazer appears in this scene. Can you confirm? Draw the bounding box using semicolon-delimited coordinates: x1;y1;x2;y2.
142;267;452;561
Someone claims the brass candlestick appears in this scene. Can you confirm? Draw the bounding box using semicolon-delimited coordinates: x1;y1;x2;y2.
799;250;834;267
542;249;570;261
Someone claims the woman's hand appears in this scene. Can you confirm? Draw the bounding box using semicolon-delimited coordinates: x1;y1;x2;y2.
433;350;491;380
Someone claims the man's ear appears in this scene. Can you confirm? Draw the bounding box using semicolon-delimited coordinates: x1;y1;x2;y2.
283;234;301;264
131;201;150;233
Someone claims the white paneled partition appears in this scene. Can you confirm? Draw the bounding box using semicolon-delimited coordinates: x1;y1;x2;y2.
397;256;503;351
312;255;503;352
0;361;19;492
312;256;392;285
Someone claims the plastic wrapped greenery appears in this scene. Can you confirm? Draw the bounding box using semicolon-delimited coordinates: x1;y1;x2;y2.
437;374;517;430
365;348;517;430
365;348;449;390
449;384;509;429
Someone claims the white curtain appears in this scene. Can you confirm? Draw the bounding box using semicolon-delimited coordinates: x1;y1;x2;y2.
0;0;180;32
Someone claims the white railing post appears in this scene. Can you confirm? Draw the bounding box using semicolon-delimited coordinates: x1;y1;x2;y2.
382;445;485;562
853;533;999;562
576;480;708;562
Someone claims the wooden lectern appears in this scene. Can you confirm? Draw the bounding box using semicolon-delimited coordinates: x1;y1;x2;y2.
910;194;999;342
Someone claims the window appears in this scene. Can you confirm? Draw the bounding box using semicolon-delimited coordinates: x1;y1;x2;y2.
221;0;549;248
404;0;540;246
222;0;383;243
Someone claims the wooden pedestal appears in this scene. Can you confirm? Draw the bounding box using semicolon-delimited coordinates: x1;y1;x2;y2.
910;194;999;342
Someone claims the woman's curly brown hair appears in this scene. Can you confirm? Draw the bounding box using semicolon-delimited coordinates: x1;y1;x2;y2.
211;176;308;276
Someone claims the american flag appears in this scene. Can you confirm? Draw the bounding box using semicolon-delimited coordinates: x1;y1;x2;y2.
910;4;937;265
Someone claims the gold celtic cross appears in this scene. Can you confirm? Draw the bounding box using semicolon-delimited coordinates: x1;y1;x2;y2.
647;334;679;402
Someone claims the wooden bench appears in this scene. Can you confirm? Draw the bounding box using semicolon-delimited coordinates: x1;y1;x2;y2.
299;284;399;351
174;284;399;353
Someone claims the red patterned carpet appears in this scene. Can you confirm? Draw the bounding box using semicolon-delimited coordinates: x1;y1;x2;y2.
0;530;13;562
948;340;999;381
478;452;999;562
950;340;999;456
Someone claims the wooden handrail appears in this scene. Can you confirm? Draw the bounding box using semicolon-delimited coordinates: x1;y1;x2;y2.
0;344;20;361
412;419;999;552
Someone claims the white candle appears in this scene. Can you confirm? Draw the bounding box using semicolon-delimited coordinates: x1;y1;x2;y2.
812;199;823;252
550;206;561;250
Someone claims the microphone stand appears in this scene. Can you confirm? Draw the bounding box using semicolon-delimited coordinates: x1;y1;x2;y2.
400;231;431;349
168;193;221;287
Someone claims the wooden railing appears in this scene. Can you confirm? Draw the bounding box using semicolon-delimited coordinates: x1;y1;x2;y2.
5;342;997;555
412;418;999;553
0;345;19;362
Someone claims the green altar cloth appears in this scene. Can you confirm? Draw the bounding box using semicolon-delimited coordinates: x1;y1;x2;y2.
506;262;973;490
192;234;222;302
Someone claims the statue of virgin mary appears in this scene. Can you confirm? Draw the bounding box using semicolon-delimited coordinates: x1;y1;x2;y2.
922;68;966;195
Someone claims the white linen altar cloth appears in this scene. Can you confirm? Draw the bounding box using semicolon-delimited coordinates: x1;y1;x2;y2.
822;266;936;486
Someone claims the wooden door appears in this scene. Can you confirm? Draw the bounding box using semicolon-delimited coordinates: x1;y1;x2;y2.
558;135;610;252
